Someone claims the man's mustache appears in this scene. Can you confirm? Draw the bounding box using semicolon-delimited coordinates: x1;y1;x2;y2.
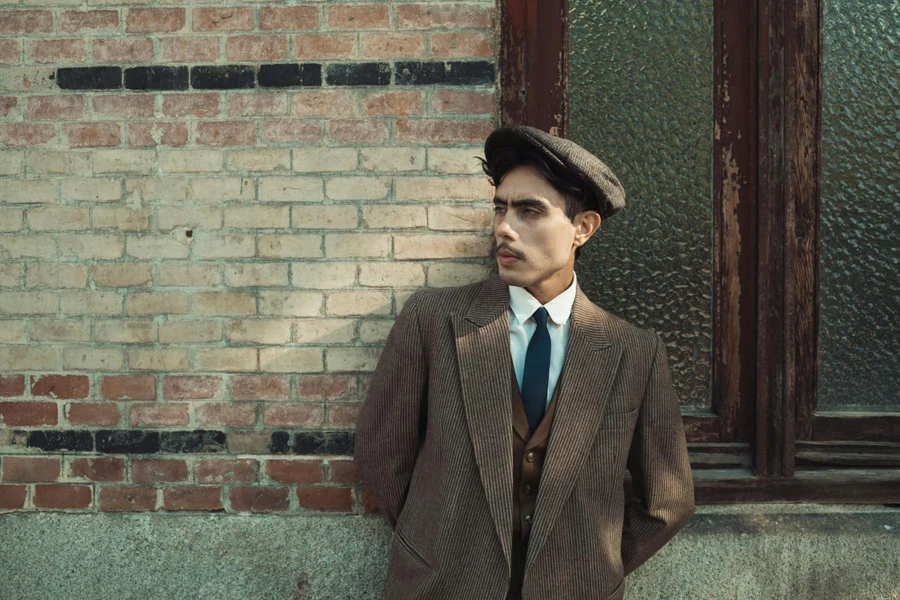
490;239;525;259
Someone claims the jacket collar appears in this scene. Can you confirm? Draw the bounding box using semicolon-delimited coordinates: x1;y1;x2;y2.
452;274;621;573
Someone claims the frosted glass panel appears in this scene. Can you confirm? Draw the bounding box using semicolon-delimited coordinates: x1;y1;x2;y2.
818;0;900;409
568;1;714;408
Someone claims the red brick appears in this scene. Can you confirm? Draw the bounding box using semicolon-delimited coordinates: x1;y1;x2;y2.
163;375;221;400
327;402;360;428
102;374;156;401
131;459;188;483
363;91;424;117
69;457;124;482
327;5;390;30
28;39;86;64
0;96;17;116
0;402;57;426
93;94;155;118
0;123;56;147
160;37;219;63
67;403;120;426
327;460;358;484
92;38;154;63
31;375;90;400
161;94;219;118
265;459;322;484
295;375;356;400
99;486;157;511
0;11;54;34
0;484;27;509
230;487;289;512
328;119;388;145
226;93;287;118
396;4;494;29
260;6;319;31
226;35;288;61
396;119;494;145
292;33;357;60
163;486;223;511
262;403;324;428
26;95;85;121
195;403;256;427
33;484;92;509
229;375;289;401
2;456;60;482
361;488;379;513
0;41;19;64
126;8;185;33
195;459;257;484
128;122;189;147
258;120;323;144
130;403;189;427
430;32;493;58
292;90;357;117
64;122;121;147
60;10;118;33
297;486;352;512
431;90;495;115
360;33;425;59
195;120;256;146
192;8;254;32
0;375;25;397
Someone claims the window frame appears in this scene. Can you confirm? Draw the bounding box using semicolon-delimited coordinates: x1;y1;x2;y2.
499;0;900;502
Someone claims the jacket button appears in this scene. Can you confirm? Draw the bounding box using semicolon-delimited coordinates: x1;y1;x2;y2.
523;514;533;525
525;451;535;462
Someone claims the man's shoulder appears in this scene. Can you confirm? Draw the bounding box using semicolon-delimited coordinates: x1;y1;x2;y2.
404;277;492;316
579;291;660;350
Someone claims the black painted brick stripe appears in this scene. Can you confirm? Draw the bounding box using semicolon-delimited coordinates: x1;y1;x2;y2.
395;61;495;86
258;63;322;88
19;429;355;456
125;65;188;91
324;62;391;86
56;66;122;90
190;65;256;89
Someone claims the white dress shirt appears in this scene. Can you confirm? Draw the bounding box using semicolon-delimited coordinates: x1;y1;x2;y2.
508;271;578;410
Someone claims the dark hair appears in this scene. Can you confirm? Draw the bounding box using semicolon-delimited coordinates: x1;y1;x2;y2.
479;143;599;261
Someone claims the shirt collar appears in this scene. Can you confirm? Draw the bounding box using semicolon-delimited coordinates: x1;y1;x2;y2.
508;271;578;326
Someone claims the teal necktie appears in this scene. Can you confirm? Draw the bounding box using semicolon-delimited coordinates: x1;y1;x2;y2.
521;307;550;432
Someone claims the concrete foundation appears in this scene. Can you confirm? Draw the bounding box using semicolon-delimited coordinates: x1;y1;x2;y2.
1;504;898;600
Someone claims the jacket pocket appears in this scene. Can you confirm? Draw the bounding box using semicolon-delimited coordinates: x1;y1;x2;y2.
598;408;637;430
607;578;625;599
395;527;430;568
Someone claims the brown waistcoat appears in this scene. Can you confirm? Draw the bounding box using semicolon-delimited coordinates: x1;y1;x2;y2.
507;363;563;600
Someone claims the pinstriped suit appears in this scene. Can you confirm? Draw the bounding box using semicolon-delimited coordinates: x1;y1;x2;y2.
354;274;695;600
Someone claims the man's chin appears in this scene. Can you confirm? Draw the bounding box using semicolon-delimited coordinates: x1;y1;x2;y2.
497;266;531;287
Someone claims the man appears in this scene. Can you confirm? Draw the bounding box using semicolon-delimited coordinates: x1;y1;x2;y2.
354;125;695;600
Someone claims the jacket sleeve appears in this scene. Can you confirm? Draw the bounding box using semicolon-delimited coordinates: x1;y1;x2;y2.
353;290;428;529
621;331;695;576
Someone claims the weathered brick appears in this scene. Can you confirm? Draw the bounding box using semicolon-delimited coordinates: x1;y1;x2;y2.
66;403;121;426
62;347;124;371
223;205;290;229
325;347;380;372
196;120;256;146
0;375;25;397
95;320;156;344
328;119;389;145
161;93;219;118
192;8;254;32
396;119;494;145
130;403;189;427
328;403;360;428
196;403;256;427
327;460;358;484
225;319;292;345
160;320;223;344
258;234;322;259
126;292;189;316
163;375;222;400
126;8;185;33
196;459;257;484
102;374;156;401
128;348;190;371
359;262;425;287
291;206;358;230
325;177;390;201
68;457;124;482
291;263;356;290
229;375;290;401
33;484;92;509
25;153;91;177
160;37;219;63
393;234;490;259
265;459;323;484
396;4;494;30
59;234;125;260
224;263;289;287
327;4;390;30
229;486;289;512
295;375;356;400
430;31;493;58
292;33;357;60
293;319;356;344
226;147;292;171
91;264;153;288
60;10;118;33
194;348;258;372
132;458;188;483
262;403;324;427
0;321;27;344
324;233;391;258
190;292;256;316
159;149;224;173
359;320;394;343
31;375;89;400
26;263;88;289
157;263;221;287
2;456;60;482
163;486;223;511
362;90;424;117
0;292;57;315
259;348;323;373
296;486;352;512
0;347;58;371
190;233;255;259
292;90;358;118
92;38;154;63
258;291;322;317
427;263;491;288
59;291;121;316
226;35;288;61
360;147;425;172
99;486;157;511
326;290;392;316
0;484;27;509
126;235;190;260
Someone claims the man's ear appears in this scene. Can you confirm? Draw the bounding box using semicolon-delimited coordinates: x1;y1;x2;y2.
573;211;602;248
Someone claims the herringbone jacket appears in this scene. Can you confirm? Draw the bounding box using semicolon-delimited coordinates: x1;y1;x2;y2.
354;274;695;600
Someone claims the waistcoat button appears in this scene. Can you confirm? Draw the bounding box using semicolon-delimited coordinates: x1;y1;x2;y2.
525;451;535;462
523;514;533;525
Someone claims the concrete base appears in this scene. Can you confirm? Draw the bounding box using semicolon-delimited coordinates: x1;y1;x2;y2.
1;504;898;600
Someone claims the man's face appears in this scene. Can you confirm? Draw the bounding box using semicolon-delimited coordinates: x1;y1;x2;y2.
492;164;585;288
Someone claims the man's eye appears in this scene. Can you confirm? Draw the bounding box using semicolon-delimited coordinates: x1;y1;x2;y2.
523;208;538;216
493;206;506;214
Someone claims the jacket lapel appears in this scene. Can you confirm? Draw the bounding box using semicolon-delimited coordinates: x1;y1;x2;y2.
524;283;624;572
451;274;514;571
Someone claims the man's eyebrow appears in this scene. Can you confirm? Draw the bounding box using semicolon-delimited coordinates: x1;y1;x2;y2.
492;196;548;208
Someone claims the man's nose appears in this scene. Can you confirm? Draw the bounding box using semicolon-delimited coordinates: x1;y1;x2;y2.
494;214;517;239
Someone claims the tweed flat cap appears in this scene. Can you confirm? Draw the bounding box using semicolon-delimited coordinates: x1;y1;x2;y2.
484;125;626;219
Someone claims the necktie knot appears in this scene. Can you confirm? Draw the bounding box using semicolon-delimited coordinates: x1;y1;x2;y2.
532;306;549;328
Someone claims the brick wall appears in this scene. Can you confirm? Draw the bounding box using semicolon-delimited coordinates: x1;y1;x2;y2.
0;1;497;513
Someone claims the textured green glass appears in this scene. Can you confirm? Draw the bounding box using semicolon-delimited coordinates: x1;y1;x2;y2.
818;1;900;410
568;1;714;407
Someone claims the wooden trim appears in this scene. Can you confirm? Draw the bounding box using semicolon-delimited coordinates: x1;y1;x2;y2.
693;469;900;503
498;0;568;134
812;414;900;443
797;441;900;468
713;0;758;445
